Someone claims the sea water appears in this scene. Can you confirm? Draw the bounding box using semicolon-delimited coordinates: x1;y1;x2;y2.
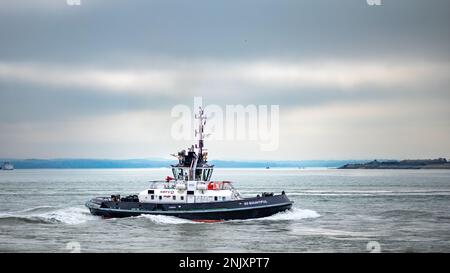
1;168;449;252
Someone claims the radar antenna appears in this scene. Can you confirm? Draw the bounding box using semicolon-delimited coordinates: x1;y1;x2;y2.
195;106;207;157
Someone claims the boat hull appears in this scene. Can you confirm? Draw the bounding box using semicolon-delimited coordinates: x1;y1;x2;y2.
86;194;293;221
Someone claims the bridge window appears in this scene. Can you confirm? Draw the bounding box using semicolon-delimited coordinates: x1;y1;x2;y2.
195;169;202;180
202;168;212;181
173;168;186;180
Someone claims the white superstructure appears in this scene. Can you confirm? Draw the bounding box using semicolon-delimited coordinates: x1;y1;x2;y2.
138;180;242;204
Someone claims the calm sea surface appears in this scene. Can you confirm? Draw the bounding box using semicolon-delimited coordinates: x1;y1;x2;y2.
1;168;450;252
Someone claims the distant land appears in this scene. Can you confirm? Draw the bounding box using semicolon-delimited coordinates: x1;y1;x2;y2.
339;158;450;169
0;158;367;169
2;158;449;169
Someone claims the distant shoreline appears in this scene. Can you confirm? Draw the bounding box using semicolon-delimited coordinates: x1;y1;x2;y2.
0;158;366;169
1;158;450;169
339;158;450;169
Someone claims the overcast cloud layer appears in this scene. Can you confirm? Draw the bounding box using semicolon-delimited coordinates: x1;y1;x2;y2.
0;0;449;160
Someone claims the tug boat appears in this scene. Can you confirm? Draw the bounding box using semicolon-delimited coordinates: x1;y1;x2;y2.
85;108;293;221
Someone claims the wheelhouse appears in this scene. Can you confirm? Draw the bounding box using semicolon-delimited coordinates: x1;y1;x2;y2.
171;166;213;181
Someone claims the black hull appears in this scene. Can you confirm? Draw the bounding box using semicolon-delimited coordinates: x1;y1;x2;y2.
86;194;293;221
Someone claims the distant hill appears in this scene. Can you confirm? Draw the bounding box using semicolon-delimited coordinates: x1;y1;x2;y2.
210;160;365;168
0;159;173;169
339;158;450;169
0;158;366;169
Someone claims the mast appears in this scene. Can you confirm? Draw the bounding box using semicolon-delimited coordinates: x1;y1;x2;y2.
195;106;206;157
190;107;206;180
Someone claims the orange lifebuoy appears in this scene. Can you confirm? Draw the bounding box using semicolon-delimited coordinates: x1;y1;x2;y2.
207;181;222;190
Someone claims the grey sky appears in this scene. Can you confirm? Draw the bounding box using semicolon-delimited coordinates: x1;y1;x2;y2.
0;0;449;160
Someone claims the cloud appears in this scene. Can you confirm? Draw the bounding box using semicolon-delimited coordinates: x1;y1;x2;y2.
232;61;450;89
1;95;449;159
0;62;176;95
1;59;448;95
278;99;450;159
1;0;449;63
0;110;175;159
